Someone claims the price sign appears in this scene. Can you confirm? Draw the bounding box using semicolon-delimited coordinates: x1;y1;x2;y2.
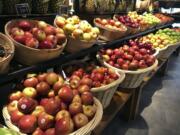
58;5;69;16
16;3;30;16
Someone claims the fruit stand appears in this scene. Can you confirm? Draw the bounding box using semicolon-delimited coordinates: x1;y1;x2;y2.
0;7;179;134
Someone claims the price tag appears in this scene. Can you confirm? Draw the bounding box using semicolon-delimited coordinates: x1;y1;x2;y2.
16;3;30;16
58;5;69;16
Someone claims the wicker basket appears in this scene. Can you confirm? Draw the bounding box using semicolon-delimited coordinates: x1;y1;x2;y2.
156;46;168;59
94;19;127;41
3;0;20;15
3;98;103;135
91;71;125;109
157;42;180;59
97;55;158;88
0;33;14;74
32;0;49;14
5;19;67;65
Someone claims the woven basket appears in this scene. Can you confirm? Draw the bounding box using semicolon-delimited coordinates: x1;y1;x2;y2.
94;19;127;41
3;98;103;135
0;33;14;74
157;42;180;59
3;0;20;15
97;55;158;88
91;71;125;109
156;46;168;59
32;0;49;14
5;19;67;65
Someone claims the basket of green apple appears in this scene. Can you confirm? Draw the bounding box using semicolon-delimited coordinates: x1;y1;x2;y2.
142;13;161;28
97;44;158;88
3;72;103;135
5;19;67;65
114;15;141;35
60;60;125;109
54;15;100;53
93;18;127;41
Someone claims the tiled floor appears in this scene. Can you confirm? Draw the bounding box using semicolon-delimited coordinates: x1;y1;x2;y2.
102;54;180;135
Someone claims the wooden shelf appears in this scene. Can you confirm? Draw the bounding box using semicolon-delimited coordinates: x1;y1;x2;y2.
93;90;132;135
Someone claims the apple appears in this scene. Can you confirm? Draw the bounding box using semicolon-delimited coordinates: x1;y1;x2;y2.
40;98;61;115
24;32;33;39
10;110;24;125
18;115;37;134
25;38;39;48
56;16;66;28
38;21;48;29
60;101;68;110
72;15;80;24
23;77;39;87
72;95;82;103
83;33;91;41
18;20;32;31
32;106;45;117
69;102;83;116
82;105;96;119
70;79;80;89
7;101;18;113
80;78;93;87
72;29;83;39
18;97;37;114
55;117;74;135
70;75;81;81
32;128;44;135
53;76;64;94
48;90;55;98
38;112;54;130
36;81;50;96
46;72;59;85
23;87;37;98
78;85;90;94
44;128;55;135
56;33;66;45
72;89;79;96
91;27;100;34
37;73;47;82
34;30;46;41
73;113;89;129
31;27;39;35
58;86;74;103
81;92;94;105
55;28;64;34
9;91;24;102
39;40;54;49
44;26;55;35
55;110;71;121
14;35;26;44
46;35;57;45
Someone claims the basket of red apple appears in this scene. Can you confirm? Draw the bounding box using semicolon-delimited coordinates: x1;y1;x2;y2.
154;13;174;25
3;72;103;135
97;44;158;88
61;61;125;109
5;20;67;65
93;18;127;41
54;15;100;53
114;15;141;35
0;33;15;74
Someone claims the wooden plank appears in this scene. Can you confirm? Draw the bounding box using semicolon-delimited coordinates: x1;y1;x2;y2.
93;90;132;135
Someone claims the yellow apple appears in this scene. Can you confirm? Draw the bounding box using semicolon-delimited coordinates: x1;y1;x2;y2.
72;15;80;24
83;33;92;41
72;29;83;39
66;18;75;24
91;27;100;34
64;24;75;34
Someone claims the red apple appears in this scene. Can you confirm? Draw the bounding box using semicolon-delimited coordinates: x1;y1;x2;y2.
10;110;24;125
53;77;64;94
73;113;89;129
18;20;32;31
25;38;39;48
70;75;80;81
78;85;90;94
81;92;94;105
14;35;26;44
55;117;74;135
39;40;53;49
18;97;37;114
18;115;37;134
56;33;66;45
58;86;73;103
44;26;55;35
60;101;68;110
32;128;44;135
55;28;64;34
55;110;71;121
23;77;39;87
24;32;33;39
34;29;46;41
44;128;55;135
23;87;37;98
56;17;66;28
31;27;39;35
9;91;24;102
72;94;82;103
38;112;54;130
46;35;57;46
36;81;50;96
37;73;47;82
69;102;83;116
48;90;55;98
70;79;80;89
80;77;93;87
72;89;79;96
46;72;59;85
82;105;96;119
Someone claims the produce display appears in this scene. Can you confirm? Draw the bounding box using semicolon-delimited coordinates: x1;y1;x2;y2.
9;20;66;49
55;15;100;41
94;18;127;31
141;13;161;26
6;72;98;134
114;15;140;28
99;44;156;70
154;13;174;23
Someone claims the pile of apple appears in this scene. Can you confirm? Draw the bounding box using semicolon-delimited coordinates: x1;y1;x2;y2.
55;16;100;41
99;44;156;70
142;13;161;26
115;15;140;28
7;72;97;134
154;13;174;23
94;18;126;31
173;28;180;32
10;20;66;49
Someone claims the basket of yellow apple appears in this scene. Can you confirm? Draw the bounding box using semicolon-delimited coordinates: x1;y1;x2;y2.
54;15;100;53
3;72;103;135
94;18;127;41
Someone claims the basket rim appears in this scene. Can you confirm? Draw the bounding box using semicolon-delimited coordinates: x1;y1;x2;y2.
97;54;158;74
91;70;125;92
5;19;67;52
0;33;15;63
2;98;103;135
93;18;127;33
